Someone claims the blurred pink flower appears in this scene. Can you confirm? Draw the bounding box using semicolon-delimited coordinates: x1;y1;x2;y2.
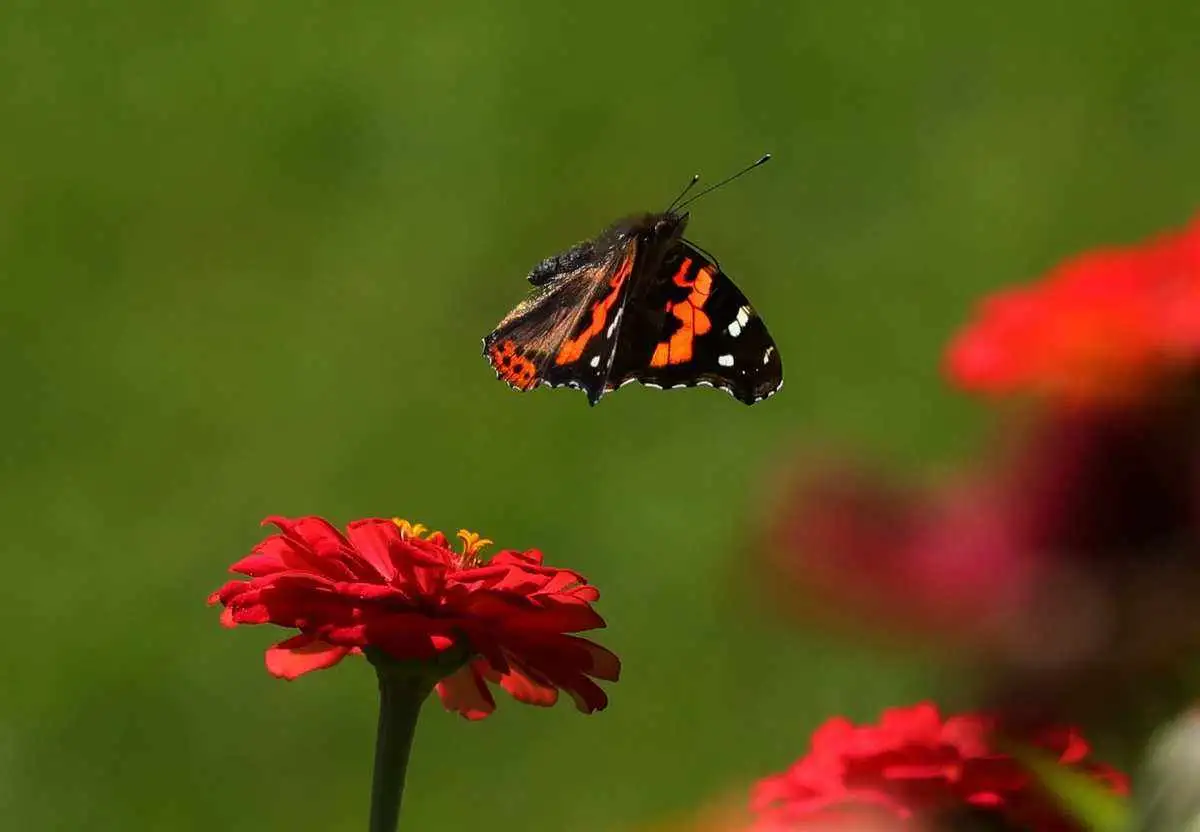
767;459;1034;644
765;397;1200;732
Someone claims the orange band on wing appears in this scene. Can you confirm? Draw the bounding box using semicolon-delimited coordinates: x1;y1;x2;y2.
671;258;694;287
650;264;714;367
554;252;635;365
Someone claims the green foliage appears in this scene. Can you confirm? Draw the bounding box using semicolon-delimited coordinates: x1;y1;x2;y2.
1020;748;1131;832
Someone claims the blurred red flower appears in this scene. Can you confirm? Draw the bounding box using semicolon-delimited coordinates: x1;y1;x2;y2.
765;458;1037;645
945;214;1200;403
750;703;1127;831
210;516;620;720
767;400;1200;738
770;218;1200;729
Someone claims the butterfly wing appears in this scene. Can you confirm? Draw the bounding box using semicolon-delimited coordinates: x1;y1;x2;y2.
483;239;638;405
603;242;783;404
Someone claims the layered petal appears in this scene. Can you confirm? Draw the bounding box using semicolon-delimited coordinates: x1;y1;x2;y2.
211;515;619;719
265;634;353;679
436;663;496;720
751;703;1127;831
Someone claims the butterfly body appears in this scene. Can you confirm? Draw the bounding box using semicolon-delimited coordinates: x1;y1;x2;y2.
483;209;782;406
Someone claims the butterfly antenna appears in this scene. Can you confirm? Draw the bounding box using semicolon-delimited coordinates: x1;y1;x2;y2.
675;153;771;211
666;173;701;213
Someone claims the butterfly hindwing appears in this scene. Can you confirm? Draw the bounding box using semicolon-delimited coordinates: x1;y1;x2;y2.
483;240;637;404
605;242;783;404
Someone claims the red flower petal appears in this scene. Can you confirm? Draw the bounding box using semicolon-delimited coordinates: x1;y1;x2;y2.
436;664;496;720
266;515;350;557
495;665;559;707
265;634;353;679
228;537;295;577
343;518;403;582
946;214;1200;403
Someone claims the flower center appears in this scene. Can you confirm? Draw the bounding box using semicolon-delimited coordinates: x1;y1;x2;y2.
392;518;494;566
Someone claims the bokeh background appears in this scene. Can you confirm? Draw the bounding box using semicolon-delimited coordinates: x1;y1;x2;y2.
3;1;1199;828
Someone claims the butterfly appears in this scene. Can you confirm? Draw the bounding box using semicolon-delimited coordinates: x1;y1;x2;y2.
483;155;782;406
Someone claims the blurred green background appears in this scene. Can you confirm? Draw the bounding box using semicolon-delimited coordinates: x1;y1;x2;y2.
3;1;1199;828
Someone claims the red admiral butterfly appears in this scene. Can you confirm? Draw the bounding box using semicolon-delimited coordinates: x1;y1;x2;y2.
484;155;782;406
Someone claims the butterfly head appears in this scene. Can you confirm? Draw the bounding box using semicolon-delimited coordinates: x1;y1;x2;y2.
641;210;689;245
656;211;688;234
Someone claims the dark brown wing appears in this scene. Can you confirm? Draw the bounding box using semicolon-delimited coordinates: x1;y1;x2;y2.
603;241;783;404
483;240;638;404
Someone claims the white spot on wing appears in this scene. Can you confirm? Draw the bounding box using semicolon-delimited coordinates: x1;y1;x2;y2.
763;345;775;364
589;355;600;368
718;354;734;367
725;306;752;338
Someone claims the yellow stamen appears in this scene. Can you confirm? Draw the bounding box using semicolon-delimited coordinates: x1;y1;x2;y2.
392;518;429;540
457;530;493;557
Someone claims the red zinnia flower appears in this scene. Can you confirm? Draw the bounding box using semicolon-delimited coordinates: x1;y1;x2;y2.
945;214;1200;403
210;516;620;720
750;703;1127;831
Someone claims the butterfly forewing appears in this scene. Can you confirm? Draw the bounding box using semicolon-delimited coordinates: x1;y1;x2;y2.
483;240;637;403
605;242;783;404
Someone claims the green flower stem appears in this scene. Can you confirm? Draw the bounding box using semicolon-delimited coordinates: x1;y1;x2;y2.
367;665;434;832
364;644;471;832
